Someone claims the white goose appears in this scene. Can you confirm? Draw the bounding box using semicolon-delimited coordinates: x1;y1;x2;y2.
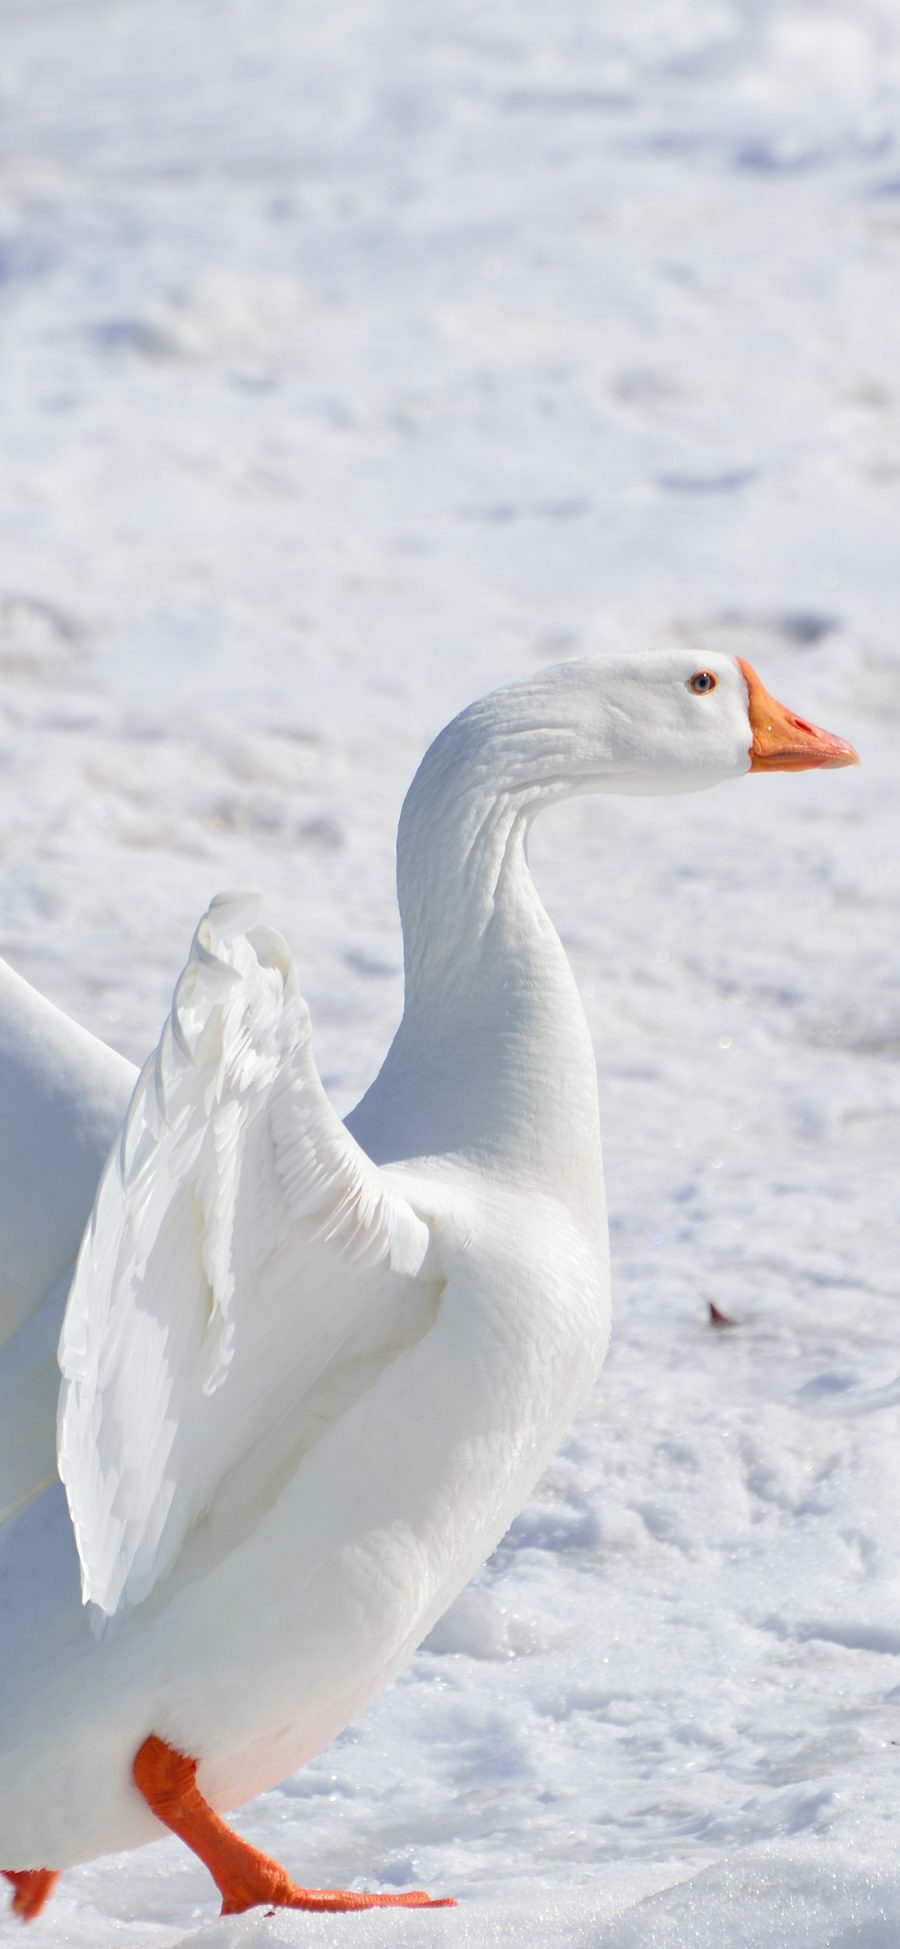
0;651;856;1922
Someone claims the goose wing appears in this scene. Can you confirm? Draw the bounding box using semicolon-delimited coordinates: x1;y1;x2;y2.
0;1269;70;1530
0;957;134;1350
57;894;431;1626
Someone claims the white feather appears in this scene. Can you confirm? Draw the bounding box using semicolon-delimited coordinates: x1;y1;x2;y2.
1;651;781;1878
57;893;431;1625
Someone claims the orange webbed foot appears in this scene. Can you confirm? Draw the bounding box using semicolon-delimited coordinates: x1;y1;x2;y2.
3;1869;59;1924
133;1734;455;1918
222;1878;455;1915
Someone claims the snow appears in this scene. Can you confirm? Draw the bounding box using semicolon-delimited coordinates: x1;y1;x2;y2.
1;0;899;1942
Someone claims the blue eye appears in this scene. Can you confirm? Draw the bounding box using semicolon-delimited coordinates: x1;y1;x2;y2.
689;671;717;695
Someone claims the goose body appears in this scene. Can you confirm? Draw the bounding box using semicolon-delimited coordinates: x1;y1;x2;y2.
0;652;856;1912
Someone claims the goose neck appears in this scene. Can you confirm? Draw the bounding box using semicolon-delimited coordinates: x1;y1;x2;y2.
358;701;604;1213
395;700;571;1007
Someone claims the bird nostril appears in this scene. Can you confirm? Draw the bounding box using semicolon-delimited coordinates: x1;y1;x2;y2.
788;715;817;737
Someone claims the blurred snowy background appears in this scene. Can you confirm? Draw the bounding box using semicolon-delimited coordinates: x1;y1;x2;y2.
1;0;898;1942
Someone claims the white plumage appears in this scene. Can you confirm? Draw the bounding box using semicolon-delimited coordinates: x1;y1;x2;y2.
58;894;431;1622
0;651;855;1908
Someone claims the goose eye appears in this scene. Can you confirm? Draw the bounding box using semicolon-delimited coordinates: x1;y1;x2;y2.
689;670;717;695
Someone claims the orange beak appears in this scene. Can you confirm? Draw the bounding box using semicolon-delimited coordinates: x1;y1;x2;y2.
738;659;859;772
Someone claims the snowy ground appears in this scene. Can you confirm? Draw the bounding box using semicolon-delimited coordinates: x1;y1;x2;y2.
1;0;899;1942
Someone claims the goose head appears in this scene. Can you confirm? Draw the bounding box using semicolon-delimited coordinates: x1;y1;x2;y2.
492;647;860;800
381;648;857;1162
398;648;858;916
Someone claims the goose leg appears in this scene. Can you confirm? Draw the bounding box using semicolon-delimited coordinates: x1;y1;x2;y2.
3;1869;59;1923
133;1736;454;1916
